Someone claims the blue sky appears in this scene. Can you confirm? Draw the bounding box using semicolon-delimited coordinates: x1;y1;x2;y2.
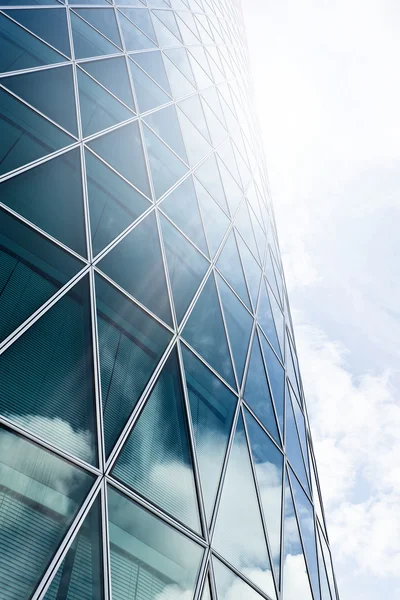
243;1;400;599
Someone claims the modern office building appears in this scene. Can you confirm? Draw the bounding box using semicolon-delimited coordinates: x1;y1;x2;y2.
0;0;339;599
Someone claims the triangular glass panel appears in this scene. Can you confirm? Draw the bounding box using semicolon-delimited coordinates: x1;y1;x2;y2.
151;12;183;47
129;59;170;112
152;9;182;41
176;10;200;44
178;108;211;166
112;349;201;532
213;414;276;598
3;7;70;57
311;454;327;534
290;386;309;473
0;149;86;256
97;212;172;325
269;287;284;357
164;47;196;87
178;94;211;142
217;274;252;384
234;200;258;258
182;345;236;523
77;67;133;137
160;214;208;323
290;469;321;600
250;206;267;263
107;486;203;598
118;11;157;51
195;14;214;44
318;524;337;600
282;473;313;600
200;577;212;600
213;557;266;600
203;103;227;147
195;154;228;213
317;529;333;600
0;425;94;600
43;496;104;600
0;13;66;74
0;207;83;344
0;88;73;177
217;231;250;309
182;274;235;388
244;335;280;444
71;12;120;60
131;49;171;94
217;158;242;215
1;0;59;3
74;8;121;47
202;86;226;129
245;408;283;582
142;123;188;198
2;65;77;136
188;48;213;90
163;52;197;99
0;276;98;464
236;235;262;312
287;334;302;401
119;7;157;42
144;104;187;162
265;251;281;309
259;331;285;435
95;273;172;455
87;121;151;198
194;178;230;257
285;385;310;495
81;56;135;110
160;176;208;255
257;279;281;359
85;150;150;256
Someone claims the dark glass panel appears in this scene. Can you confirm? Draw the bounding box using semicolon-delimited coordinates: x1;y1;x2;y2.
0;149;86;256
285;385;310;495
182;274;235;389
71;12;119;60
2;65;78;137
290;470;321;600
43;496;104;600
244;336;280;444
213;558;265;600
128;59;170;113
213;415;276;598
108;486;203;600
142;124;188;199
217;231;250;309
259;331;285;435
181;345;237;522
0;276;98;464
95;273;172;455
87;121;150;198
3;7;70;57
85;150;150;256
144;104;187;162
194;178;230;257
245;409;283;581
81;56;135;110
0;426;94;599
1;0;58;5
0;13;65;74
217;274;252;384
0;88;73;177
97;212;172;325
118;12;157;51
257;279;281;359
112;350;200;531
160;176;208;255
160;214;208;324
77;68;133;137
0;207;83;344
74;8;122;47
131;50;171;94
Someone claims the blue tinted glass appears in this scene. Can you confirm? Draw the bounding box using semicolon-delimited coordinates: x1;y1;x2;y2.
285;386;310;495
86;150;150;256
236;234;261;312
234;200;258;257
0;88;73;177
119;7;156;42
259;331;284;434
81;56;135;110
217;231;250;309
244;336;280;444
98;212;172;325
245;408;283;580
178;109;211;166
95;273;172;455
194;177;230;257
217;274;252;384
0;276;98;464
182;345;237;521
71;12;119;60
131;50;171;94
258;279;282;359
112;350;200;532
129;59;170;113
118;12;157;51
0;149;86;256
183;274;235;388
75;8;121;47
195;154;228;213
0;426;94;599
160;214;208;323
107;486;203;600
0;13;65;74
144;104;187;162
0;207;83;344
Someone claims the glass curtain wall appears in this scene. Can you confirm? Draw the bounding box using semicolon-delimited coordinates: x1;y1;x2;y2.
0;0;339;599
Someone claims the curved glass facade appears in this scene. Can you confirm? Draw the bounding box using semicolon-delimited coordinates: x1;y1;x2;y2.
0;0;339;599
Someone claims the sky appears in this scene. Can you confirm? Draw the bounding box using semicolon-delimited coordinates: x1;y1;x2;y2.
242;1;400;599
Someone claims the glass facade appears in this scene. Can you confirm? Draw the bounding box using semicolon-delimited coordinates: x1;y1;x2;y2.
0;0;339;599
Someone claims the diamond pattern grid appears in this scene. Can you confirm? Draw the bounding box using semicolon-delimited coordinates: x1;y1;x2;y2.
0;1;338;599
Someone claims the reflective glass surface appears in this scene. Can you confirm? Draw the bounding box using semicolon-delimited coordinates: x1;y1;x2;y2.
213;557;265;600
